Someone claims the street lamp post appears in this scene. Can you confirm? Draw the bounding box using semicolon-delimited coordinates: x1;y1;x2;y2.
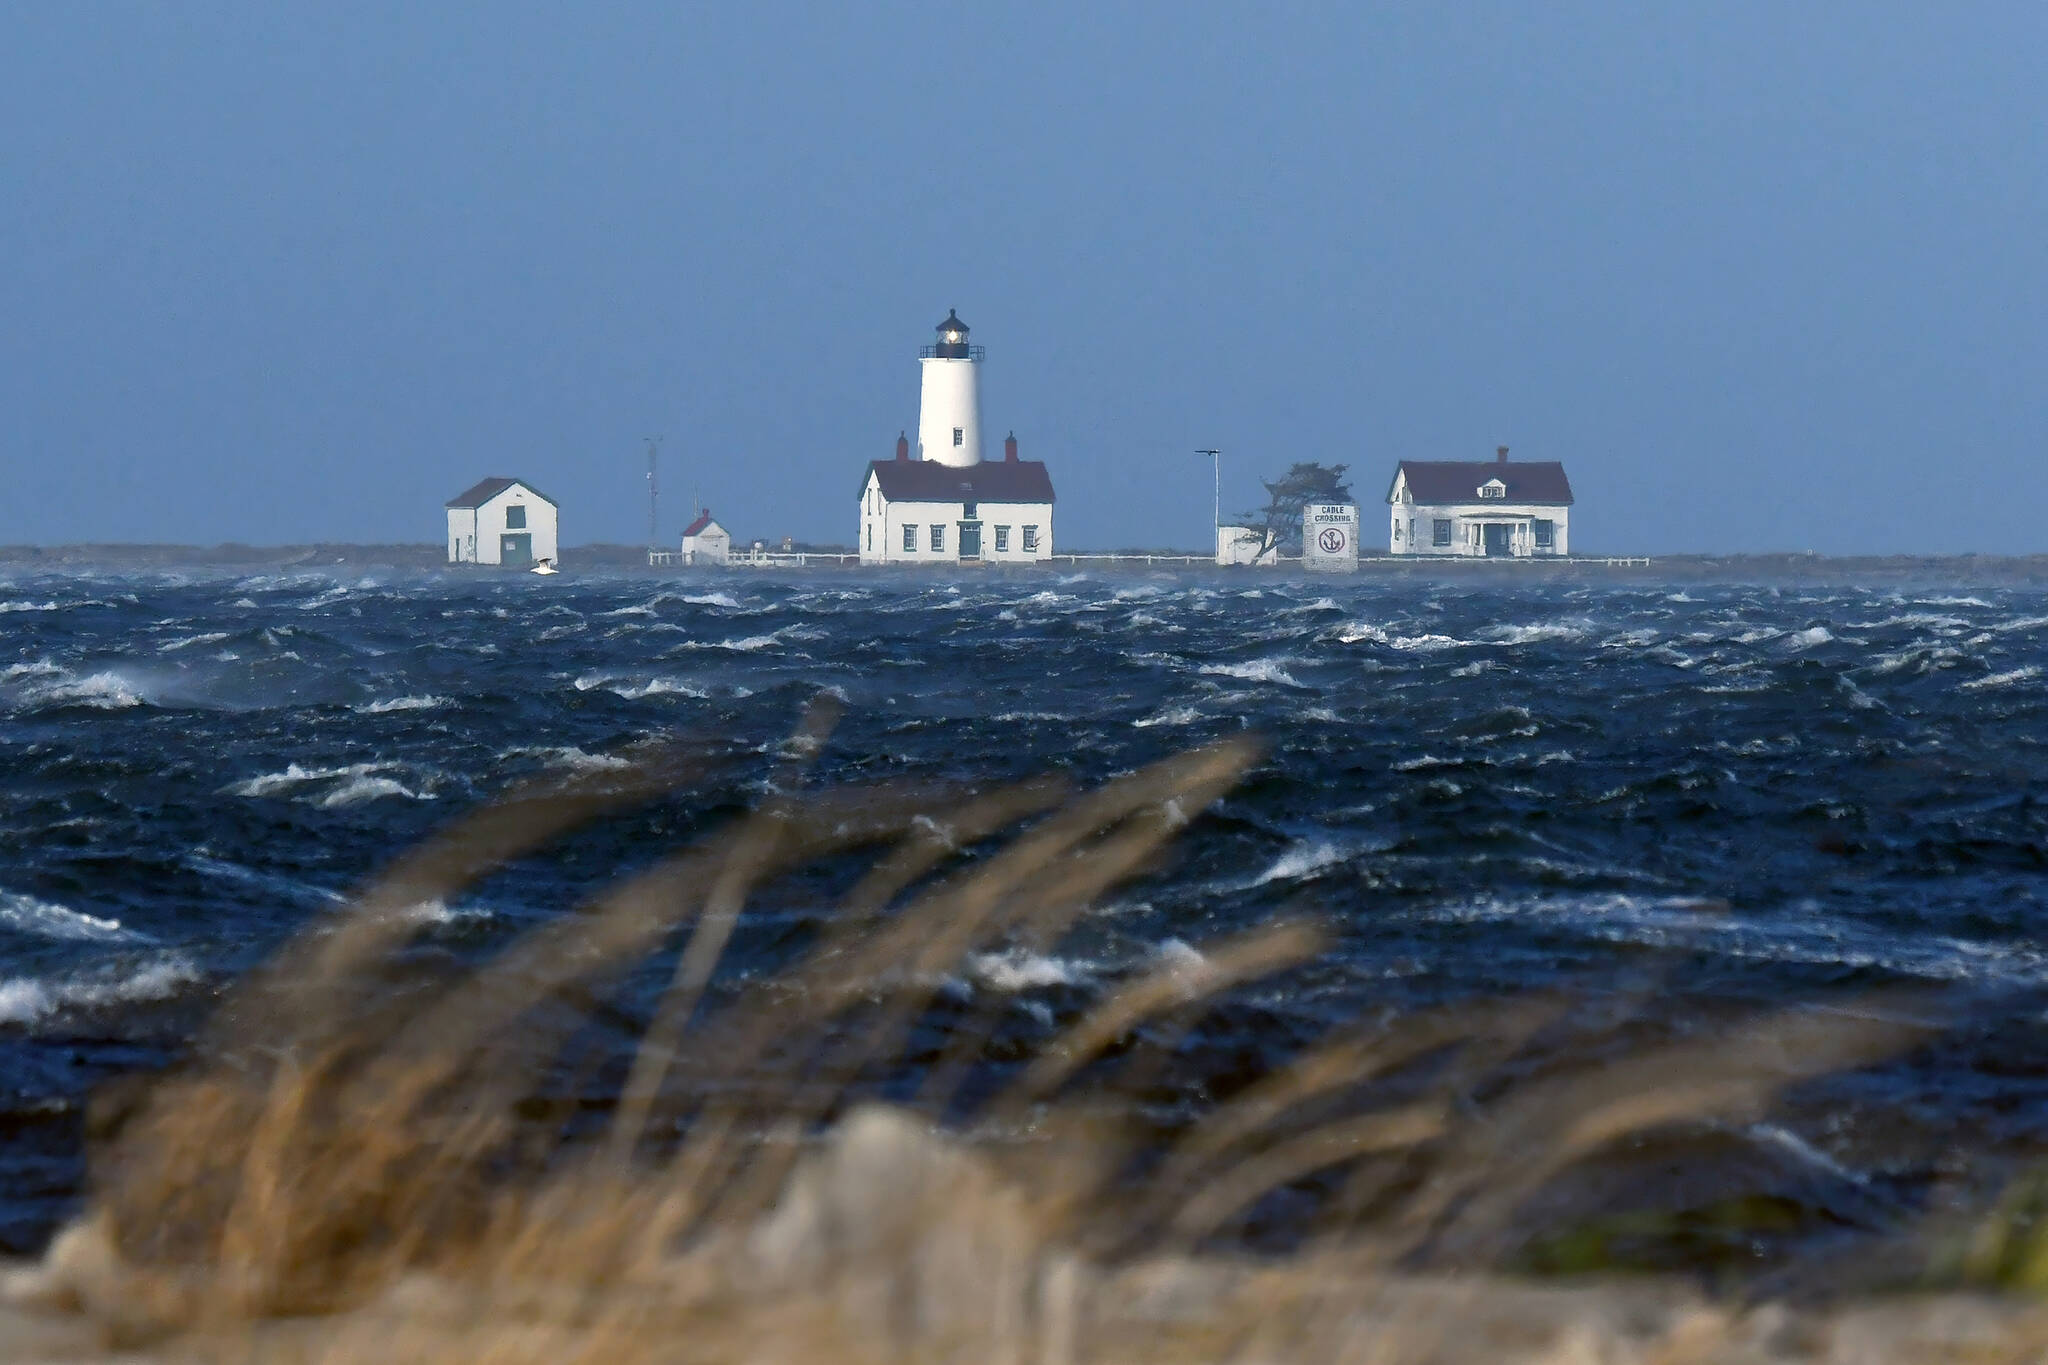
1195;449;1220;541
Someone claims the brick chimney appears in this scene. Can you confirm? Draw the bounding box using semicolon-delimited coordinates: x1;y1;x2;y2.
896;431;910;462
1496;445;1509;464
1004;431;1018;463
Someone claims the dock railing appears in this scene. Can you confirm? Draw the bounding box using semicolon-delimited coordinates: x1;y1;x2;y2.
1046;553;1222;567
649;549;860;568
648;549;1652;569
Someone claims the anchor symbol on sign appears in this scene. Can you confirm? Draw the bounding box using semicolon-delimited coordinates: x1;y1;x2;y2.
1317;527;1347;554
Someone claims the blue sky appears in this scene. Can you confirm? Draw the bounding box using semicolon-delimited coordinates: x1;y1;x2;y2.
2;4;2043;553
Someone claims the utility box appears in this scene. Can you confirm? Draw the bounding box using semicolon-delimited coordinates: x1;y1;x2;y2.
1302;503;1359;573
1216;525;1276;566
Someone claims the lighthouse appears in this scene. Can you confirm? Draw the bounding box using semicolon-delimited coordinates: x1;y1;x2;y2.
917;309;983;468
857;310;1056;564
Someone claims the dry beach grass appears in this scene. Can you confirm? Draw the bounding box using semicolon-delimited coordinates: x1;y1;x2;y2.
6;697;2048;1362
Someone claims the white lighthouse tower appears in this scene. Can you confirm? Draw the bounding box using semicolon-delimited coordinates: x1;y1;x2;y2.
916;308;984;468
858;310;1057;563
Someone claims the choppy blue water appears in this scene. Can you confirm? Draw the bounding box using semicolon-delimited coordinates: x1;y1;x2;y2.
4;568;2048;1262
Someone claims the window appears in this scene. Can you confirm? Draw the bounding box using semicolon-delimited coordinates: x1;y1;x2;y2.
994;525;1010;552
1479;483;1505;500
1533;519;1554;549
952;427;964;447
1393;520;1402;541
1432;520;1453;547
903;524;916;553
1022;525;1039;552
962;502;977;520
930;524;944;552
866;525;873;552
505;505;527;529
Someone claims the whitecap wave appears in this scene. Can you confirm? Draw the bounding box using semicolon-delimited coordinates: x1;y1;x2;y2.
572;671;711;699
625;677;709;700
225;762;430;805
970;948;1093;992
1962;665;2041;691
1486;623;1586;645
0;957;202;1028
157;631;231;652
1200;659;1304;687
0;891;134;942
353;694;450;714
509;745;634;772
1393;633;1474;652
29;670;151;709
1133;704;1206;728
1254;841;1348;885
318;776;423;808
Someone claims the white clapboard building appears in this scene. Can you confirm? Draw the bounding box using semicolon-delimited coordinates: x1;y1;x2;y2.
1386;448;1572;557
680;510;731;565
446;477;558;567
858;311;1055;564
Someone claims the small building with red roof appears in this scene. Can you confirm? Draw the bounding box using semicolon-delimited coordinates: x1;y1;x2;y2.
680;510;731;566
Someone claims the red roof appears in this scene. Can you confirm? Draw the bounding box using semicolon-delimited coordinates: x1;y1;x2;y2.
1388;461;1573;506
861;460;1055;504
682;511;722;537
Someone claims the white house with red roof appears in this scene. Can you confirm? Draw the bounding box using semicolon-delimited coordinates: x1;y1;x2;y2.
446;477;558;567
680;510;731;566
1386;448;1573;557
858;312;1055;564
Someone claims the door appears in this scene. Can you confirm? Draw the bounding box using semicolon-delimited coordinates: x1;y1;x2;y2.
500;533;533;567
1482;523;1513;557
959;523;982;559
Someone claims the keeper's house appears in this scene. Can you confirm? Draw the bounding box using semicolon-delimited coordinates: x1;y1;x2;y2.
1387;448;1572;558
858;432;1054;565
446;477;558;567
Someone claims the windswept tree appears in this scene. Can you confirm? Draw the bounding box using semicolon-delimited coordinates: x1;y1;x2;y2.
1237;462;1355;556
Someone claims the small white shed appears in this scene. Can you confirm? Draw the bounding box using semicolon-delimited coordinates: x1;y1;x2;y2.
447;478;559;567
1215;525;1277;566
681;511;732;566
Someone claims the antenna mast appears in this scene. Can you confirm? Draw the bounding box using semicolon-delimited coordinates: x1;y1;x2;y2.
645;436;662;548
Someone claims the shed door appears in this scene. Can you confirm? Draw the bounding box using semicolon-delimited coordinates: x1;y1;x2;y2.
500;533;533;567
